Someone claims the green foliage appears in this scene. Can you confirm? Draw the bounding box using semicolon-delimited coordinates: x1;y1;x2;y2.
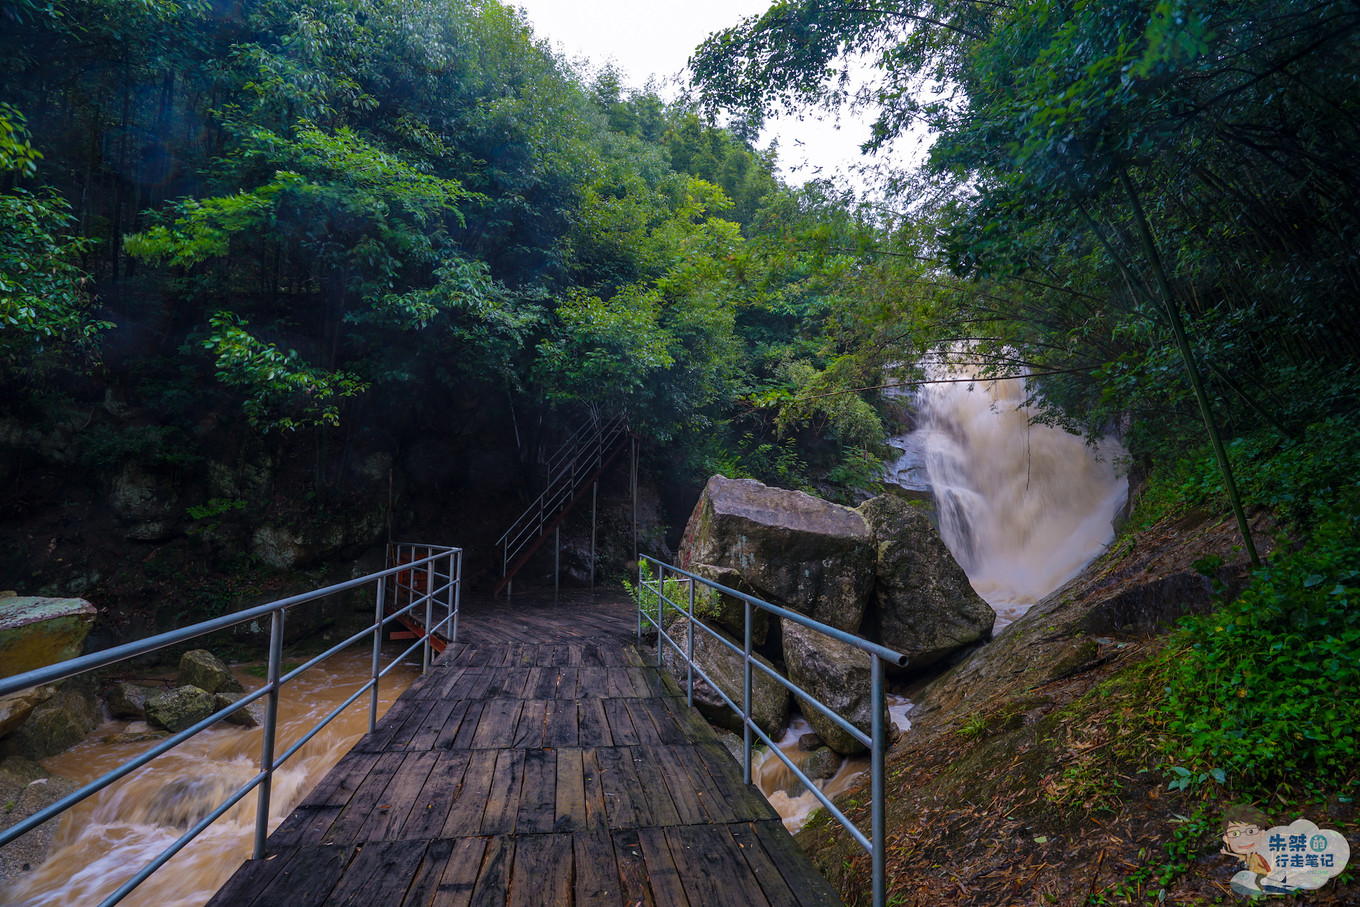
1161;494;1360;786
626;560;722;629
203;313;367;431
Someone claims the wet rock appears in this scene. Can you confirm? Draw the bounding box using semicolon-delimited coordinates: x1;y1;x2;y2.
859;495;995;667
106;682;161;720
0;687;55;739
798;732;824;751
213;692;262;727
682;564;770;645
659;616;789;738
677;476;874;632
250;506;385;570
0;681;99;759
781;618;887;756
145;686;217;733
0;596;97;677
178;650;243;694
803;746;842;781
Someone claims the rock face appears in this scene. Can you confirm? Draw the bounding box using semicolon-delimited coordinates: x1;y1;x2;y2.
659;617;789;738
677;476;874;632
782;619;885;755
178;650;243;694
109;462;180;541
213;692;262;727
859;495;995;667
0;596;97;678
146;686;217;733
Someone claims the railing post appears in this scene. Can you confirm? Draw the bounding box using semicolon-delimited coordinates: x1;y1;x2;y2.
654;559;665;668
686;580;695;708
743;598;752;786
554;526;560;607
253;606;285;859
449;550;460;642
872;654;886;907
590;481;598;594
370;574;386;734
636;559;644;641
422;553;433;675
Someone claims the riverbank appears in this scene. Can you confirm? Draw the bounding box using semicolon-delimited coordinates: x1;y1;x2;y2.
799;504;1360;905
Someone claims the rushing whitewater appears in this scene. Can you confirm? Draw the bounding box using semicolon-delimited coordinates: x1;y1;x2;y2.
889;359;1128;627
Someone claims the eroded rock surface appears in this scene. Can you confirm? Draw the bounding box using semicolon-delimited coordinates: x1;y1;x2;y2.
859;495;995;667
178;649;243;694
659;616;789;737
677;476;873;632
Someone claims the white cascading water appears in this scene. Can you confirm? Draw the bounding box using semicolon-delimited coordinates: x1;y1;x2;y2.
891;356;1129;627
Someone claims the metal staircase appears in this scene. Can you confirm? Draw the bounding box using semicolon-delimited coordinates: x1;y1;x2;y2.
494;412;632;597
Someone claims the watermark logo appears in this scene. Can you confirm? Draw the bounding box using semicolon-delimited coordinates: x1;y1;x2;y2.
1221;806;1350;898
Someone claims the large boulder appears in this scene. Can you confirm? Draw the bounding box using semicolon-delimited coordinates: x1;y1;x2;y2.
659;617;789;738
178;650;243;694
781;618;887;756
0;687;55;739
213;692;262;728
0;596;97;678
109;463;180;541
106;682;162;720
0;681;100;759
859;495;995;667
677;476;874;632
145;686;217;733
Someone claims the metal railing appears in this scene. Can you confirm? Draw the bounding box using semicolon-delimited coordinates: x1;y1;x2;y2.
496;411;629;590
387;542;461;664
0;543;461;907
637;559;907;907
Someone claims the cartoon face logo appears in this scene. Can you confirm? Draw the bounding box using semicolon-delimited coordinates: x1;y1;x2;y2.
1224;821;1265;856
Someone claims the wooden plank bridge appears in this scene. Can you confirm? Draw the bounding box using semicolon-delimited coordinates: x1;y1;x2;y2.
208;590;844;906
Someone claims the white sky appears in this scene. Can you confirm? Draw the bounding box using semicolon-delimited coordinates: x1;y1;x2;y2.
512;0;895;190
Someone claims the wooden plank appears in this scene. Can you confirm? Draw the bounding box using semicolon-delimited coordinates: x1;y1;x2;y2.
576;666;607;696
406;836;485;907
431;701;474;751
649;746;711;826
611;829;656;907
515;747;557;834
555;667;579;699
449;701;485;750
472;699;522;749
324;751;406;844
640;698;690;746
553;747;586;833
242;843;353;907
576;698;613;746
623;699;665;746
727;822;802;907
468;836;514;907
441;750;496;836
512;700;547;748
403;750;471;840
580;747;610;829
479;748;525;835
359;751;440;841
601;699;640;746
749;819;846;906
543;699;578;747
401;698;461;751
693;741;780;821
325;838;428;906
664;824;770;907
204;845;296;906
593;746;647;828
354;699;417;752
572;828;621;905
509;835;572;907
627;746;682;828
636;825;691;907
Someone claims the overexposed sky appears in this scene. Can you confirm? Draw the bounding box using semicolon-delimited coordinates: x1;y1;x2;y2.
513;0;889;189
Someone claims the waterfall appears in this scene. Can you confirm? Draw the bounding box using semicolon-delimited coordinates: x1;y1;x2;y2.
887;359;1129;628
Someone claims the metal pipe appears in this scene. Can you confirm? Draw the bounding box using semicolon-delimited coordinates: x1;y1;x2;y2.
450;550;461;643
422;554;433;674
253;607;284;859
743;598;752;786
590;481;598;594
370;574;385;734
686;579;694;709
554;525;560;607
872;655;886;907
